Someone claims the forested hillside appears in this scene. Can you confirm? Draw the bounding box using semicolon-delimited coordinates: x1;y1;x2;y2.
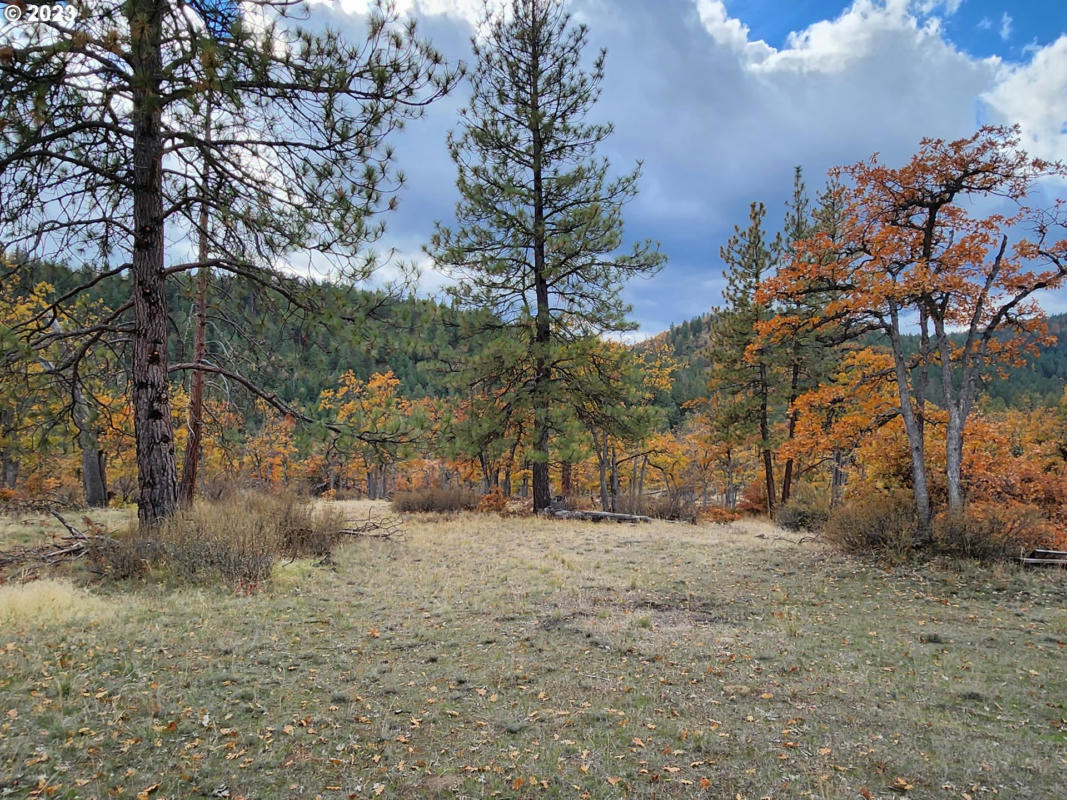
7;261;468;405
656;310;1067;417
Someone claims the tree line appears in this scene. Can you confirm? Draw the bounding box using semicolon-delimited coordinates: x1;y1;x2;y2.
2;0;1066;550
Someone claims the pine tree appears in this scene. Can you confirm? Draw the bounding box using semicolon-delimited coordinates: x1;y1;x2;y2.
707;202;778;513
1;1;456;524
428;0;664;512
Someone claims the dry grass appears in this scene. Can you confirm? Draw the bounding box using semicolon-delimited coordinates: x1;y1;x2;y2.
0;508;134;551
0;578;114;627
0;504;1064;799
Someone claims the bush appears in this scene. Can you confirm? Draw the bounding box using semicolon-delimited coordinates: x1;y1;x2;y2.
702;505;741;524
736;481;769;515
776;485;831;532
392;487;480;513
933;503;1053;562
85;534;154;581
88;492;343;587
821;489;917;563
478;488;509;514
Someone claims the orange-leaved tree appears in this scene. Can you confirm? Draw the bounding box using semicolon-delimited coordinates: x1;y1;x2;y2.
760;126;1067;539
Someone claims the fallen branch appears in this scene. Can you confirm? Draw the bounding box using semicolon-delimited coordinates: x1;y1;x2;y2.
337;514;404;540
0;513;118;571
50;510;88;540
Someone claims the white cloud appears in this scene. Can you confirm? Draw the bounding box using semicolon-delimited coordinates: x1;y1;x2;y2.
983;35;1067;162
911;0;962;16
694;0;773;61
304;0;1067;331
693;0;972;76
327;0;486;26
977;16;992;30
1000;12;1012;41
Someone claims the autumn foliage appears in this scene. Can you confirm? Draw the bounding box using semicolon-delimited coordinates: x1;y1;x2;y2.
2;128;1066;562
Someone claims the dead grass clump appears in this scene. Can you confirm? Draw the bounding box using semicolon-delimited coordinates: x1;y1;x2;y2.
85;534;155;581
87;492;343;586
392;486;480;513
933;502;1053;561
821;489;917;563
249;491;345;558
157;505;276;586
0;578;112;626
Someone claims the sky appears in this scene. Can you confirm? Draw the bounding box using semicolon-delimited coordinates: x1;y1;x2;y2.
315;0;1067;337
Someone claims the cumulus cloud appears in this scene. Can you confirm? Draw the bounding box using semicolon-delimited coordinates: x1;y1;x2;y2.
694;0;773;61
301;0;1067;334
983;35;1067;162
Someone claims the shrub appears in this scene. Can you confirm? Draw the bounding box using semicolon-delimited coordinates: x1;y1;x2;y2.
156;505;277;586
702;505;741;524
88;492;344;586
736;481;769;515
85;534;154;581
478;488;509;514
821;489;917;563
933;503;1053;562
392;487;480;513
776;485;831;532
255;492;344;558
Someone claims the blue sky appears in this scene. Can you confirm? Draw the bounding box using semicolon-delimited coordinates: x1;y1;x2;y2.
317;0;1067;337
736;0;1064;59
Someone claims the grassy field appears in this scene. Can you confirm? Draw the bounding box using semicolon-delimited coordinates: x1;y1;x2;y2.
0;502;1064;799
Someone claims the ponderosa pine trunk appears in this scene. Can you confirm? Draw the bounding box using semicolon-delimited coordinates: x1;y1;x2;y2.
1;408;17;490
130;0;179;526
530;27;552;514
780;354;801;503
39;327;108;507
594;430;610;511
758;359;775;514
179;99;213;508
560;462;573;497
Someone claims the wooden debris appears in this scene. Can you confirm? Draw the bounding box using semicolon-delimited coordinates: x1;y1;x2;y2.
1017;548;1067;568
0;512;117;571
539;509;653;524
337;514;404;539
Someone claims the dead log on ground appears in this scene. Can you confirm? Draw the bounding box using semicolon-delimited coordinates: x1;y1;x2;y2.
539;509;653;523
1017;548;1067;568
